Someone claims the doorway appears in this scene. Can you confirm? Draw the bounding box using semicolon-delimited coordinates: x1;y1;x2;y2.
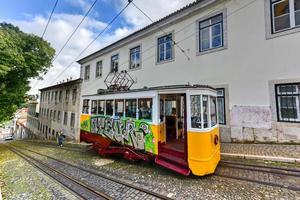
160;94;186;153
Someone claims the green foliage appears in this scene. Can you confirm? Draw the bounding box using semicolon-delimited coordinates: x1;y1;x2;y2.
0;22;55;122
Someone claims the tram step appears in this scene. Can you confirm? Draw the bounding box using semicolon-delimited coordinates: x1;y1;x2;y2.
155;157;191;176
159;146;185;158
157;152;188;167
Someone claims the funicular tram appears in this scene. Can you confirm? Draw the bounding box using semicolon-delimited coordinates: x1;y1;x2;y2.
80;84;220;176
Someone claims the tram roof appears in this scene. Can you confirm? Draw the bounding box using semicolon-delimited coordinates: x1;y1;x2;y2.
83;84;216;97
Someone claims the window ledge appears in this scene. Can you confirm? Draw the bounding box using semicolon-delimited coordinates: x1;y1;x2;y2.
128;66;142;71
266;26;300;40
155;58;174;66
196;46;227;56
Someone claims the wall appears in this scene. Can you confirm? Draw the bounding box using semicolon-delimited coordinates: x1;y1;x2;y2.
39;80;82;141
80;0;300;143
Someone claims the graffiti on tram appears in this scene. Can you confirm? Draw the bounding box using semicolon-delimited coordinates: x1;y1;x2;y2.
81;115;155;153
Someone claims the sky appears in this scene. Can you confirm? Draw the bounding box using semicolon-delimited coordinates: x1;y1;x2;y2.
0;0;195;94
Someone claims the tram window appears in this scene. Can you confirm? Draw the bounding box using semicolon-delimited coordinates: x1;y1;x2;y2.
115;99;124;118
125;99;137;118
106;100;114;116
203;95;209;128
191;95;202;128
138;98;152;121
82;99;90;114
91;100;97;114
97;100;105;115
210;96;217;126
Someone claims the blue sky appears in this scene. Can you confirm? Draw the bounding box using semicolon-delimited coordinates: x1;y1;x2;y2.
0;0;194;94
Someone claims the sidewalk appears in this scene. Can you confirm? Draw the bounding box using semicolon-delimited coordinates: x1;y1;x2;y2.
221;143;300;163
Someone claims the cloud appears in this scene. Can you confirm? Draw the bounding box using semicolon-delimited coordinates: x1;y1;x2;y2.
2;0;196;95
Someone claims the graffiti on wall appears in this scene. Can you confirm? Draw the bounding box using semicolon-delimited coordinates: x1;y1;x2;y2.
80;115;91;132
89;115;155;153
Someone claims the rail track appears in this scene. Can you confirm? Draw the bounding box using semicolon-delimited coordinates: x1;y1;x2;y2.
7;144;172;200
8;146;111;200
9;143;300;193
216;160;300;191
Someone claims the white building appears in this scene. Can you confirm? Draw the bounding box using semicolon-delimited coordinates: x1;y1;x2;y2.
77;0;300;143
39;79;82;141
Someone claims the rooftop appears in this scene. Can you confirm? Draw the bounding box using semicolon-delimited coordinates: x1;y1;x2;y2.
77;0;215;64
39;78;83;91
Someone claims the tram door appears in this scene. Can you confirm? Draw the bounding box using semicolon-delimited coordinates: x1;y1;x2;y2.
160;94;186;149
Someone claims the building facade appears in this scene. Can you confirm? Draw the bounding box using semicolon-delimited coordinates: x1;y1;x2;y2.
27;100;39;138
38;78;82;141
77;0;300;143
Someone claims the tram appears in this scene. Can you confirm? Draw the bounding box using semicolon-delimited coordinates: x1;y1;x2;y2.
80;85;220;176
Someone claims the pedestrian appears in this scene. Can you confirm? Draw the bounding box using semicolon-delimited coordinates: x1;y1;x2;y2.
58;130;64;147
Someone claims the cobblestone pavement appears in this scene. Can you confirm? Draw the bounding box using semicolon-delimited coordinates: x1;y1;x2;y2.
0;143;79;200
221;143;300;158
6;141;300;200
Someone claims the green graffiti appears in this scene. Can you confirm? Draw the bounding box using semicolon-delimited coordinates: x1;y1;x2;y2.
88;115;156;154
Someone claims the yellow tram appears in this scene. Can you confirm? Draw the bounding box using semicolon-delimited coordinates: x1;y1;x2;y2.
80;85;220;176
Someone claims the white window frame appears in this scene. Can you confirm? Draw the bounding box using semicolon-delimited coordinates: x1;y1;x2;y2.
95;60;103;78
84;65;90;80
129;46;141;70
199;14;223;52
110;54;119;72
157;33;173;63
271;0;300;33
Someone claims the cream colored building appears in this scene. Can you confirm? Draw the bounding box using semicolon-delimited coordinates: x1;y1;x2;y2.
39;79;82;141
77;0;300;143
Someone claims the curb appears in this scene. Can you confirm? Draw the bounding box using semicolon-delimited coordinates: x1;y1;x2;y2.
221;153;300;163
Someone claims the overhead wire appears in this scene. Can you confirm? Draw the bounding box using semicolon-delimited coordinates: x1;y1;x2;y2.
48;0;133;86
84;0;258;90
41;0;59;38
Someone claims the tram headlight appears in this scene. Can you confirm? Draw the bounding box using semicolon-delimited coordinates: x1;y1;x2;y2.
214;135;219;145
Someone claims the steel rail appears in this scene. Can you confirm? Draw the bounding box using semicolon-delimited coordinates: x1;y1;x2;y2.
216;161;300;192
221;160;300;174
7;145;111;200
10;144;173;200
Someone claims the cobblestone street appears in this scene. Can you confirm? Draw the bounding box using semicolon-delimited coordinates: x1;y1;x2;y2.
0;141;299;200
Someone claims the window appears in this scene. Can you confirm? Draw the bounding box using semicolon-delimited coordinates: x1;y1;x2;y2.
202;95;209;128
72;89;77;104
125;99;137;118
191;95;202;128
130;46;141;69
64;112;68;125
84;65;90;80
59;90;62;102
157;33;173;62
70;113;75;128
115;99;124;118
50;110;52;121
82;99;90;114
210;96;217;126
65;90;70;102
111;54;119;72
97;100;105;115
275;83;300;122
55;91;58;104
57;111;61;122
96;61;103;78
51;91;54;102
106;100;114;116
199;14;223;52
47;109;49;119
138;98;152;121
53;110;56;121
271;0;300;33
217;88;226;125
91;100;97;115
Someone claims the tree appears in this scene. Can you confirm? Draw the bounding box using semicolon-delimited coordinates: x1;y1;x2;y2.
0;22;55;122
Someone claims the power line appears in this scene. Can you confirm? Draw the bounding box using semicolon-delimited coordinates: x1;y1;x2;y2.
48;0;133;85
52;0;98;62
83;0;258;91
131;1;191;61
41;0;59;38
